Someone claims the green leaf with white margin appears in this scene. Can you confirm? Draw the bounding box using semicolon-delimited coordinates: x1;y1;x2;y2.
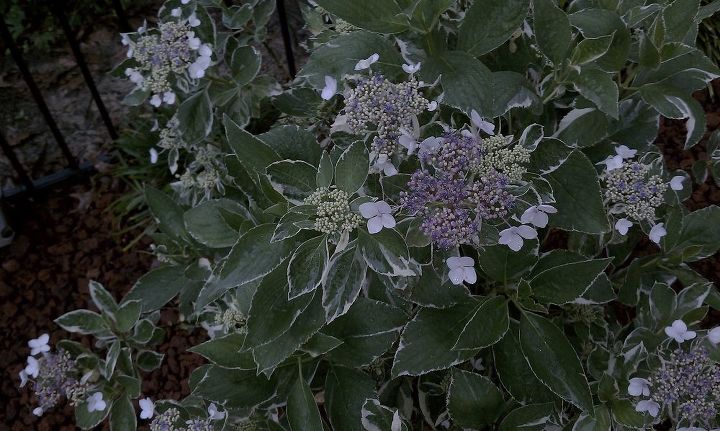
544;151;610;234
188;333;256;369
145;187;191;243
183;199;245;248
323;245;367;322
420;51;493;116
75;396;110;430
231;45;261;85
259;125;323;166
532;0;572;64
299;31;404;88
487;71;540;117
663;0;700;43
225;114;280;177
124;265;187;312
392;300;480;377
361;399;409;431
196;225;313;310
668;205;720;260
553;108;609;148
288;235;328;299
408;0;453;33
176;89;213;143
266;160;318;204
499;403;555;431
358;228;415;277
520;312;594;412
89;280;118;315
570;34;614;65
192;365;276;408
335;141;369;194
325;366;377;431
458;0;530;56
316;151;334;188
529;253;612;304
568;9;631;72
573;406;611;431
476;243;538;283
55;310;109;335
639;82;706;148
314;0;407;33
115;300;141;333
448;369;505;428
109;395;136;431
452;296;509;350
569;68;619;119
288;363;323;431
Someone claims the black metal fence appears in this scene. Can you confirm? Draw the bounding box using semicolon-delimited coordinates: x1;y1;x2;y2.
0;0;296;200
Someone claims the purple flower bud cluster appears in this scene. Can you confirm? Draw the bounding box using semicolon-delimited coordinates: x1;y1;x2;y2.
344;74;427;156
31;350;86;414
649;348;720;422
604;161;666;222
401;131;515;249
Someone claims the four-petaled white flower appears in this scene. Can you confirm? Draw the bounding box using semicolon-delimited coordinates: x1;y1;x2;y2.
359;201;396;234
670;175;685;191
87;392;107;413
149;148;159;164
170;7;181;17
374;155;398;177
163;91;176;105
402;62;421;74
139;398;155;420
28;333;50;356
635;399;660;417
615;145;636;159
627;377;651;396
649;223;666;244
707;326;720;344
470;110;495;135
446;257;477;285
208;403;226;420
355;53;379;71
150;94;162;107
25;356;40;378
520;205;557;228
499;225;537;252
665;319;696;343
615;218;633;236
321;75;337;100
33;407;44;417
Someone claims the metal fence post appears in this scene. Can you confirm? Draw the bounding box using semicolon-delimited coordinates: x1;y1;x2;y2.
276;0;297;79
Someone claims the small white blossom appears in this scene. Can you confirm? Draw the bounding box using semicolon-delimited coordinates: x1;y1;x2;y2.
321;75;337;100
599;154;623;171
150;94;162;107
19;369;28;387
670;175;685;191
446;256;477;285
163;91;176;105
124;68;144;85
189;55;211;79
33;407;44;417
649;223;666;244
374;155;397;177
635;399;660;417
170;7;182;17
25;356;40;378
470;109;495;135
28;333;50;356
188;12;201;27
402;62;421;74
139;398;155;420
198;44;213;57
499;225;537;252
187;32;201;50
615;145;637;159
627;377;651;396
87;392;107;413
665;319;696;343
615;218;633;236
359;201;396;234
427;100;438;111
520;205;557;228
354;53;379;70
707;327;720;344
208;403;226;420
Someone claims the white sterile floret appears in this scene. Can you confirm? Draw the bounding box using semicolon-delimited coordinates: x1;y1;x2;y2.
359;201;396;234
470;109;495;135
163;91;176;105
427;100;438;111
170;7;181;17
189;55;211;79
402;62;421;74
649;223;666;244
627;377;651;396
374;154;398;176
321;75;337;100
498;225;537;252
87;392;107;413
615;144;637;159
520;205;557;228
188;12;201;27
707;327;720;344
139;398;155;419
33;407;44;417
25;356;40;378
446;256;477;285
615;218;633;236
187;31;201;50
150;94;162;107
19;369;28;387
208;403;226;420
635;399;660;417
125;68;144;85
599;154;623;171
665;319;696;343
355;53;379;70
198;44;212;57
670;175;685;191
28;333;50;356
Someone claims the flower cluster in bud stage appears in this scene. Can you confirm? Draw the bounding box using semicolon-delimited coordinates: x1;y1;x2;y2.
176;146;227;203
123;15;212;107
471;134;530;181
23;350;87;416
344;74;427;156
401;131;517;249
148;403;225;431
604;161;667;222
304;187;363;235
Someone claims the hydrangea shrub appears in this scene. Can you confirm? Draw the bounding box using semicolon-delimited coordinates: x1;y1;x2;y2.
17;0;720;430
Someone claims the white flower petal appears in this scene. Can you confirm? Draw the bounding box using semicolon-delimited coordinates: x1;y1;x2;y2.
427;100;438;111
321;75;337;100
516;225;538;239
33;407;44;417
375;201;392;214
463;267;477;284
531;211;549;228
458;256;474;267
670;175;684;191
149;94;162;107
649;223;666;244
615;218;633;235
446;257;462;270
614;145;637;159
380;214;396;229
359;202;380;218
520;207;537;225
537;204;557;214
448;267;465;285
149;148;159;164
708;327;720;344
367;217;383;234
